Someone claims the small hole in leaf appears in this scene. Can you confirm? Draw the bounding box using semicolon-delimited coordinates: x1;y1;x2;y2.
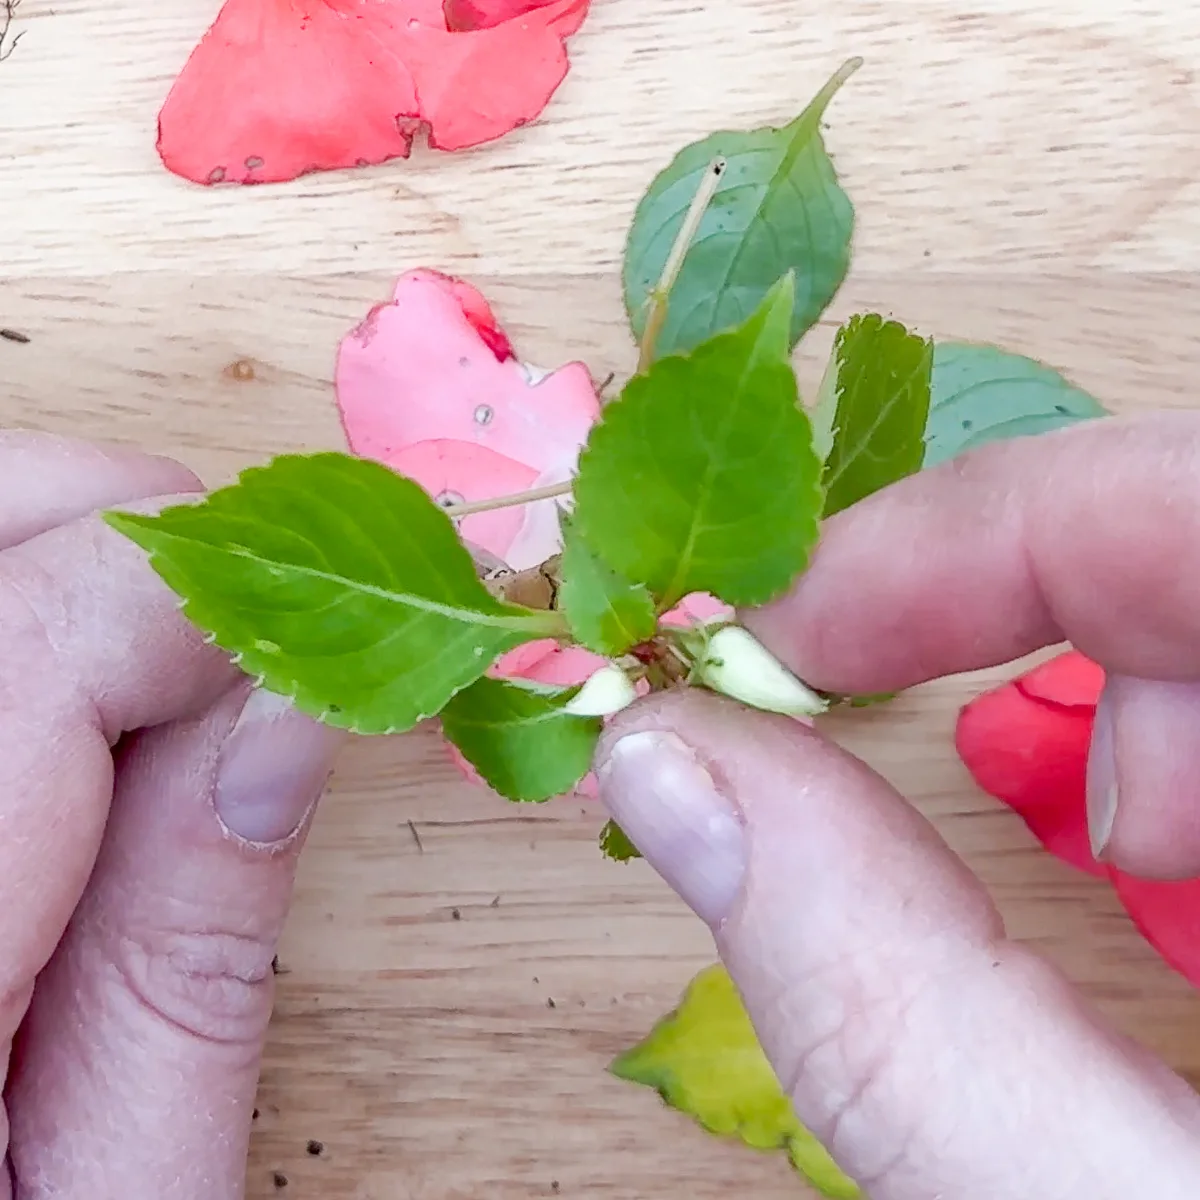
245;155;264;170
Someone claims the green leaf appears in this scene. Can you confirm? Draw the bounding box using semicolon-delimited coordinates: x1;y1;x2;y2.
599;819;642;861
924;342;1108;467
573;276;824;610
821;314;934;517
440;676;600;802
624;58;860;359
558;515;657;656
611;964;860;1198
105;453;559;735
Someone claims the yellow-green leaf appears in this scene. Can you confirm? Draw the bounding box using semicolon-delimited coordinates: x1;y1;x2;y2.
611;964;860;1196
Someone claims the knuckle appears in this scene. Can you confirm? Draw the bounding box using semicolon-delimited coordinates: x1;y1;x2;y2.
113;925;277;1049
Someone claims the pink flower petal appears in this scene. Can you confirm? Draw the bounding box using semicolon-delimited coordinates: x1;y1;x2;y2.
336;270;600;537
661;592;734;628
388;439;536;560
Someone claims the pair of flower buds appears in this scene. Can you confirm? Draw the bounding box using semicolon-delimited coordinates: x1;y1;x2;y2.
563;625;827;721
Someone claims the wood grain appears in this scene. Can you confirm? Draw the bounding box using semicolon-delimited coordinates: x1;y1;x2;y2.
3;1;1200;1196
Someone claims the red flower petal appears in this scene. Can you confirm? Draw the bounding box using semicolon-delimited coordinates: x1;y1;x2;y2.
1015;650;1106;710
1111;869;1200;989
444;0;561;32
159;0;590;186
956;653;1105;876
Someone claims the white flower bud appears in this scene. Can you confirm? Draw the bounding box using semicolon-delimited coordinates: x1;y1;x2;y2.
694;625;827;718
563;664;637;717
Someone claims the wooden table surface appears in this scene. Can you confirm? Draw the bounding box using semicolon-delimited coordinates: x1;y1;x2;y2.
4;1;1200;1196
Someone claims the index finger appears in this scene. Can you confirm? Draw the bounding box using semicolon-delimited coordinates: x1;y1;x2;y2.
747;410;1200;693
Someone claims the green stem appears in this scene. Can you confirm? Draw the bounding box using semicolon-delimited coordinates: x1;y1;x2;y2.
636;156;727;374
505;608;570;638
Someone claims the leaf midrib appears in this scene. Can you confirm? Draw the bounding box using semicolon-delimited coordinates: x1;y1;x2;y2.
141;529;551;635
824;340;932;496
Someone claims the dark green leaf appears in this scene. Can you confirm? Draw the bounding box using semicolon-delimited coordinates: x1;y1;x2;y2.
573;276;823;610
820;314;933;516
558;515;658;656
624;59;859;359
105;453;559;735
440;676;601;802
599;819;642;861
924;342;1108;466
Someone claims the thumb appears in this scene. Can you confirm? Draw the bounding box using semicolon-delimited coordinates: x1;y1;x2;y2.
8;684;346;1198
595;691;1200;1200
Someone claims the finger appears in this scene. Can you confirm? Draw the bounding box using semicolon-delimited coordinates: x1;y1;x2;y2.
596;691;1200;1200
0;430;200;548
8;684;345;1198
0;510;238;1103
746;410;1200;694
1086;675;1200;879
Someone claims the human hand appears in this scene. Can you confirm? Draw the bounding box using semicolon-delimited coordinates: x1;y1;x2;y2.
595;410;1200;1198
0;432;345;1198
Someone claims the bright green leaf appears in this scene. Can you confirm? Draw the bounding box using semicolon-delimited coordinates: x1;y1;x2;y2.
611;964;860;1198
624;58;860;359
599;819;642;861
821;314;933;517
105;453;559;735
558;515;657;656
924;342;1108;466
573;277;824;610
440;676;600;802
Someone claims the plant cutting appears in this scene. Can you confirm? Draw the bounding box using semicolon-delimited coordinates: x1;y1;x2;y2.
107;58;1116;1194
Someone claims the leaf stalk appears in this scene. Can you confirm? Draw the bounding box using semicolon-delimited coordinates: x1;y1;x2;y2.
637;156;727;374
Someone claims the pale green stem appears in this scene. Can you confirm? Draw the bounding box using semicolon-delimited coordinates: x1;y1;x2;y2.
444;479;574;519
636;156;727;374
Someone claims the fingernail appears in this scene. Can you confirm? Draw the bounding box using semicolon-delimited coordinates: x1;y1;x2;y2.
597;730;746;925
215;689;345;845
1087;687;1118;860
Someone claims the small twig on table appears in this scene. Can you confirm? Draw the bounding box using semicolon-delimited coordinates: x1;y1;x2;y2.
637;156;727;374
0;0;23;62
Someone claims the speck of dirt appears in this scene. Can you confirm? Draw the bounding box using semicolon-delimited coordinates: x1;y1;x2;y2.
490;895;500;907
272;1172;288;1189
546;997;556;1009
271;956;281;975
306;1139;324;1157
451;908;462;921
551;1182;560;1193
252;1108;260;1121
0;328;29;343
226;358;257;382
